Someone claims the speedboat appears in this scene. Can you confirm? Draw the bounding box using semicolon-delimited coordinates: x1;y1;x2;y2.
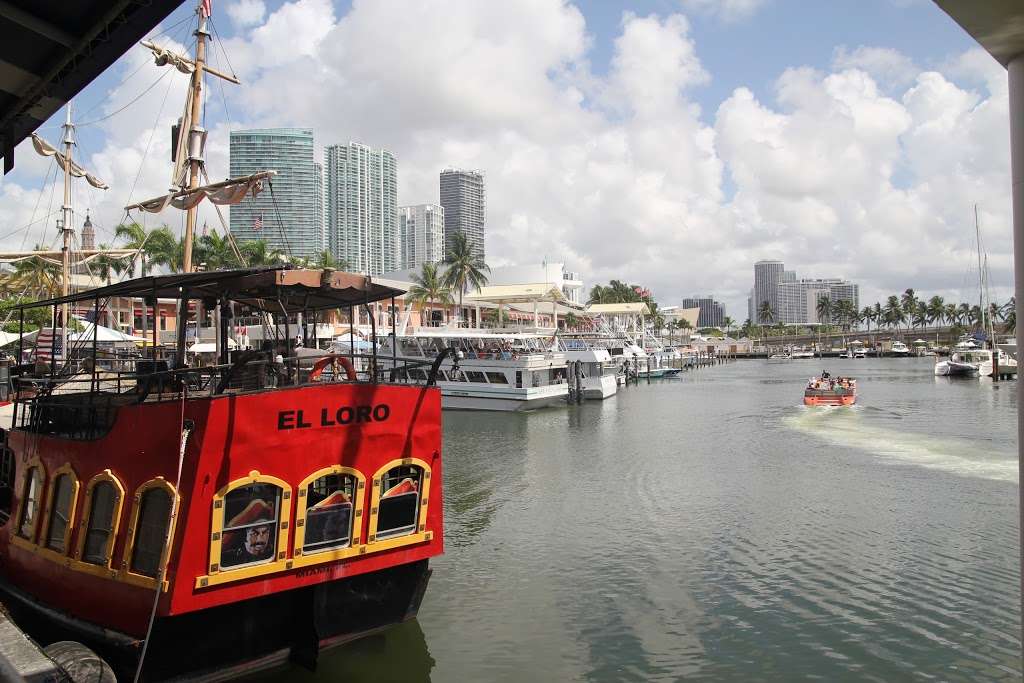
934;348;988;377
767;353;792;363
890;341;910;356
804;374;857;406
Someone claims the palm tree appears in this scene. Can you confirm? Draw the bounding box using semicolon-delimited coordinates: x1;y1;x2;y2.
1005;297;1016;333
408;262;452;327
901;288;919;323
944;303;960;329
883;296;904;336
240;240;284;267
441;232;490;327
6;248;61;298
925;295;945;344
912;301;927;331
722;316;735;337
93;245;126;285
815;296;833;329
196;229;243;270
114;222;153;276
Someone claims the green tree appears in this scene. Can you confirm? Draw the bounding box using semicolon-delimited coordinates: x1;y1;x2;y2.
408;262;453;327
4;248;61;298
901;288;919;321
815;295;833;328
1004;297;1016;333
884;295;905;337
441;232;490;327
240;240;284;267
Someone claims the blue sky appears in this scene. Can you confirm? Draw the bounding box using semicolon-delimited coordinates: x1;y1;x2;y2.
0;0;1010;318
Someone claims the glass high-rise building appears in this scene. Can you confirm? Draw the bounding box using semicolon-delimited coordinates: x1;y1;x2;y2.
399;204;445;270
753;260;785;323
229;128;321;260
325;142;398;275
681;296;726;328
439;169;485;260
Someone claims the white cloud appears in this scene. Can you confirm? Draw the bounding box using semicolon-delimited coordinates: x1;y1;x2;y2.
0;1;1013;319
832;46;919;89
227;0;266;28
678;0;768;22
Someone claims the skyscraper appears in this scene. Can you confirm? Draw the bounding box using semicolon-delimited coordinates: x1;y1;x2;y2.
324;142;398;275
753;260;785;323
681;296;726;328
439;169;485;260
314;161;325;255
776;279;859;325
398;204;445;270
229;128;320;259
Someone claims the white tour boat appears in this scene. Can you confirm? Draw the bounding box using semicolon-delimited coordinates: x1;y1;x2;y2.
556;337;619;399
379;330;569;411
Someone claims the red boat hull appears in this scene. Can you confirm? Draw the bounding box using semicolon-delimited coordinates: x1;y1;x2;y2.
803;393;856;406
0;381;444;680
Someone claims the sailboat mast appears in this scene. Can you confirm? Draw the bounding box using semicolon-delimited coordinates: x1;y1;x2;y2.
975;204;984;331
183;1;209;273
60;104;75;359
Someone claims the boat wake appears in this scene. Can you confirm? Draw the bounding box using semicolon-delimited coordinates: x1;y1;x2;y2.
782;408;1018;483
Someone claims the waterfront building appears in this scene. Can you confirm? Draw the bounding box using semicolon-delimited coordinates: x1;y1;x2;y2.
753;260;785;323
776;278;860;325
229;128;321;260
681;296;726;328
324;142;399;275
439;169;485;260
398;204;445;270
487;263;583;305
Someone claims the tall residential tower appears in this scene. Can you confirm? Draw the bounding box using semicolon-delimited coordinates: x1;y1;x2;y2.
229;128;321;259
324;142;398;275
398;204;445;270
439;169;485;260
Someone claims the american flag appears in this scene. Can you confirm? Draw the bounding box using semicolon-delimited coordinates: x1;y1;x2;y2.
253;212;263;231
200;0;212;19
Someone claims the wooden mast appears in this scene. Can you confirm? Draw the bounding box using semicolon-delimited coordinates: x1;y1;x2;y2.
60;104;74;361
182;0;209;274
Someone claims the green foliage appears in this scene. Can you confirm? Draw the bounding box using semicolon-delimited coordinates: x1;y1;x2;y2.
0;298;51;332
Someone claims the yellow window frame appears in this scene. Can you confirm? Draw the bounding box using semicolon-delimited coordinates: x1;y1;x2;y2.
72;469;126;580
291;466;365;569
10;457;45;551
121;477;179;591
195;470;292;589
38;463;80;561
366;458;434;553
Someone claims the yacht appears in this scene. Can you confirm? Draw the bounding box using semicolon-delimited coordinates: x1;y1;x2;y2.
556;337;618;399
933;348;1003;378
791;348;815;359
379;330;569;411
889;340;911;356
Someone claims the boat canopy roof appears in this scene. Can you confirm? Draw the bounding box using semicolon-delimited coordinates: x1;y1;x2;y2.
14;267;405;312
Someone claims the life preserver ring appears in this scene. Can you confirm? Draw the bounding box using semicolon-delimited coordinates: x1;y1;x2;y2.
309;355;357;382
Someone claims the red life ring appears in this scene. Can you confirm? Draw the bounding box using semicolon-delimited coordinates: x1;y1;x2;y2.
309;355;357;382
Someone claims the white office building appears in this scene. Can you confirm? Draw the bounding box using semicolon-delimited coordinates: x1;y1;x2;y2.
398;204;445;270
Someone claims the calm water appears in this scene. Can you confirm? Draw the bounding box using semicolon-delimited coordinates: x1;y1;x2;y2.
253;357;1021;682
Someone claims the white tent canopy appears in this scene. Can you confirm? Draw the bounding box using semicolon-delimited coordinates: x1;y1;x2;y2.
189;339;238;354
68;323;146;343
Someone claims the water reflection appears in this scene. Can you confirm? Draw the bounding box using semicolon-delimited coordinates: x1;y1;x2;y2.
248;358;1020;682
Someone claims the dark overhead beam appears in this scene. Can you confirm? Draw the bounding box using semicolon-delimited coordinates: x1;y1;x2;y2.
0;1;76;47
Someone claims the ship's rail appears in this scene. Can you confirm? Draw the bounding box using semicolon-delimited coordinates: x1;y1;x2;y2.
11;350;451;439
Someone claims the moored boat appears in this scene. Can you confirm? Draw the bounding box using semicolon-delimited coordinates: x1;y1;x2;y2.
803;373;857;406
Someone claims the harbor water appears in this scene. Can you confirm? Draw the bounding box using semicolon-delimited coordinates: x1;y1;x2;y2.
251;357;1020;682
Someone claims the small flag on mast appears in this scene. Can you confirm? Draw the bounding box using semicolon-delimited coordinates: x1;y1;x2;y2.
200;0;212;18
253;212;263;231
